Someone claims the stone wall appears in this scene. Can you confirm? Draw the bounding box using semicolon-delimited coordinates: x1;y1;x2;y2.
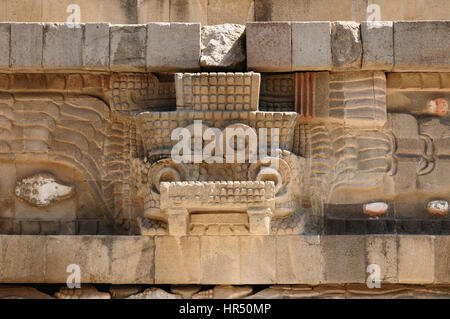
1;0;450;25
0;19;448;296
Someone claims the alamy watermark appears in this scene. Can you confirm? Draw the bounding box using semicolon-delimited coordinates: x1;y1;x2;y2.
66;263;81;289
171;120;280;167
366;264;381;288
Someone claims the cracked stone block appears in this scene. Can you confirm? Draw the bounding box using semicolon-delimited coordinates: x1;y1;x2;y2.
200;24;245;71
331;21;362;70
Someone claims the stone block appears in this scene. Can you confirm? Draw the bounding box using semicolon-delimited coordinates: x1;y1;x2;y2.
0;23;10;68
200;236;240;284
45;236;111;283
434;236;449;283
322;235;366;283
276;235;323;284
0;235;45;282
83;23;109;68
292;22;331;71
246;22;291;72
361;21;393;70
398;236;434;284
155;236;201;284
331;21;362;70
200;24;245;71
20;221;40;235
77;220;98;235
239;236;276;284
10;23;43;68
110;24;146;71
111;236;154;284
147;23;200;71
365;235;398;283
43;23;83;68
394;21;450;71
40;221;60;235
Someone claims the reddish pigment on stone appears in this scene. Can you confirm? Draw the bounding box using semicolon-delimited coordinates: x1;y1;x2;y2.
363;202;388;216
427;98;448;116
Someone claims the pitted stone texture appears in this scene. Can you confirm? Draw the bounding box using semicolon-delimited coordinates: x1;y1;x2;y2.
322;235;366;283
246;22;291;72
200;24;245;71
110;24;146;70
292;22;331;71
398;236;434;284
276;236;323;284
331;21;362;70
146;23;200;71
0;23;10;67
43;236;155;284
394;21;450;71
83;23;110;67
434;236;449;283
155;236;201;284
365;236;398;283
43;23;83;67
361;21;393;70
10;23;43;68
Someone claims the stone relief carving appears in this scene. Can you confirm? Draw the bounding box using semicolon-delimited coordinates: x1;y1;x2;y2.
0;70;448;236
15;173;74;207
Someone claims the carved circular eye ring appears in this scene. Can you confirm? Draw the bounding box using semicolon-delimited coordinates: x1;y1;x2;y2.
149;159;186;194
256;167;283;194
154;167;181;192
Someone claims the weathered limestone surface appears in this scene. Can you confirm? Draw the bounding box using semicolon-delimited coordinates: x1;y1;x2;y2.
10;23;43;68
0;23;10;67
0;21;446;72
200;24;246;70
147;22;201;71
83;23;110;68
292;22;331;71
246;22;291;72
43;23;83;68
331;21;362;70
1;235;447;285
361;21;393;70
110;24;146;70
0;236;155;284
394;21;450;71
3;0;450;25
398;236;435;284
